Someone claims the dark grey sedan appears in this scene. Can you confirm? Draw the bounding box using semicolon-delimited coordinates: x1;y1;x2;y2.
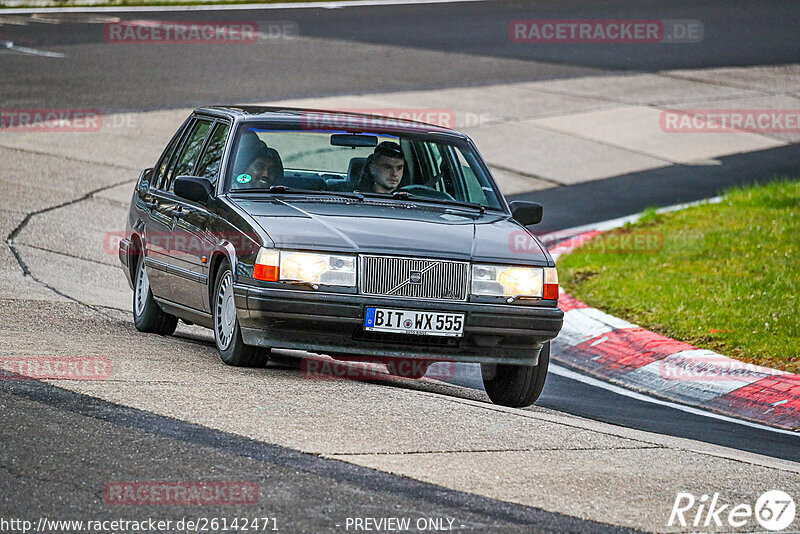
119;106;563;407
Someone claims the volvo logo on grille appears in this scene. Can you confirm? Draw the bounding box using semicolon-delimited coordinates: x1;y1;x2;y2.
409;271;423;284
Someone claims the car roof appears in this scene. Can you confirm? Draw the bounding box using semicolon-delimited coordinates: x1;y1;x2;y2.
195;106;467;138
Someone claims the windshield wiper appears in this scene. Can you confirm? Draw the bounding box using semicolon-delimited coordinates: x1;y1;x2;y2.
231;186;484;213
230;185;364;201
359;190;485;213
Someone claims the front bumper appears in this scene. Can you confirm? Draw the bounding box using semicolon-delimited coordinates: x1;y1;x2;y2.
119;238;134;289
235;284;564;364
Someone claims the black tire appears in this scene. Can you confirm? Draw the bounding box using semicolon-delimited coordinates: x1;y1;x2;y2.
213;263;270;367
385;359;430;379
132;254;178;336
481;342;550;408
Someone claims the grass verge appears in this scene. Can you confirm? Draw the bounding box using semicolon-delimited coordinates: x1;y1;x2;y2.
558;178;800;373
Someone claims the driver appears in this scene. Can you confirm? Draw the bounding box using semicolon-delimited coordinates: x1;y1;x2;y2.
234;134;284;188
357;141;405;194
246;147;283;187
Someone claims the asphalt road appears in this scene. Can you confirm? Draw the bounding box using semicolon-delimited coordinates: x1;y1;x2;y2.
1;0;800;111
522;144;800;233
2;0;799;530
539;370;800;463
1;373;633;534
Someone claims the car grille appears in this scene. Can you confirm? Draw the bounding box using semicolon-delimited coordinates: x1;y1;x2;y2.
360;255;469;301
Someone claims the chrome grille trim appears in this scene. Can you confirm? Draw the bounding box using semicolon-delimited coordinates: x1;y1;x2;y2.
359;255;469;301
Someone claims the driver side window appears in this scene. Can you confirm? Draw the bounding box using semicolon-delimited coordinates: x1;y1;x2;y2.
152;126;186;190
166;119;212;192
195;122;230;184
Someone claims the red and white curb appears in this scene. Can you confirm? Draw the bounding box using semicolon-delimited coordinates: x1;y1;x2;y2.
542;207;800;432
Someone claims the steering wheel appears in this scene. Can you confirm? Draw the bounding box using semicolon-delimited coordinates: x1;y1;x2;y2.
398;184;456;201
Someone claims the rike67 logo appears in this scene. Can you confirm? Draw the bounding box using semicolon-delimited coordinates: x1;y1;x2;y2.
668;490;796;531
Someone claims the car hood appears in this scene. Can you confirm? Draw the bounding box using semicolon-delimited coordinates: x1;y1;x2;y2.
233;197;550;264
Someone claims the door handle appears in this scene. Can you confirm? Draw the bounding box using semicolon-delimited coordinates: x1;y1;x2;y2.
172;205;196;217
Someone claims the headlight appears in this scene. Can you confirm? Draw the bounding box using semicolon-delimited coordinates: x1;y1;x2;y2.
471;264;547;298
253;248;356;287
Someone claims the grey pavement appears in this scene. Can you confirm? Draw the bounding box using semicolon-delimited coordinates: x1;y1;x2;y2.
2;353;624;534
2;298;799;533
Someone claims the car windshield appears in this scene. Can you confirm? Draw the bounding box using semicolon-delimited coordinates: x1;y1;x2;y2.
225;124;503;210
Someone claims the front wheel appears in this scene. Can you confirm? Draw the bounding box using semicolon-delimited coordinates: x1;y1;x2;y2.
133;254;178;336
213;264;269;367
481;342;550;408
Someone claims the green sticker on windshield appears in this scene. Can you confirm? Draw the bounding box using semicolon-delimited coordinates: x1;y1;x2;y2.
236;173;252;184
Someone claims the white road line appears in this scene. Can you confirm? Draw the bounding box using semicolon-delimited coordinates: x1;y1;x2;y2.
0;0;490;15
549;363;800;437
541;196;723;240
0;40;64;57
437;362;799;436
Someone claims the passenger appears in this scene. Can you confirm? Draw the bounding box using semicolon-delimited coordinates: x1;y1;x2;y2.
233;135;284;188
356;141;405;194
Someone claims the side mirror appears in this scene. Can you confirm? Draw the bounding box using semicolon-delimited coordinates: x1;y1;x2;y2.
174;176;214;204
509;201;543;226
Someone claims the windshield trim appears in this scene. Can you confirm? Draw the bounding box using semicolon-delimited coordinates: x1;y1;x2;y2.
357;191;486;213
227;188;506;215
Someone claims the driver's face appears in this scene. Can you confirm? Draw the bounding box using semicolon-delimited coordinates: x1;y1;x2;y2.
247;157;278;185
370;155;404;193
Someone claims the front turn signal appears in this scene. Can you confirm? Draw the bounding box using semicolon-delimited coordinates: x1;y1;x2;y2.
253;248;280;281
543;267;559;300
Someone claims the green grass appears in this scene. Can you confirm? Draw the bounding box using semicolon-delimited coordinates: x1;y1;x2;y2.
558;179;800;373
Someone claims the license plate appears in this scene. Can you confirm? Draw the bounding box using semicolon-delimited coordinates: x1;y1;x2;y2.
364;307;464;337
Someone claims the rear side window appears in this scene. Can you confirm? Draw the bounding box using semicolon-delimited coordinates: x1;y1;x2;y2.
166;119;212;191
152;127;186;190
195;122;230;184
